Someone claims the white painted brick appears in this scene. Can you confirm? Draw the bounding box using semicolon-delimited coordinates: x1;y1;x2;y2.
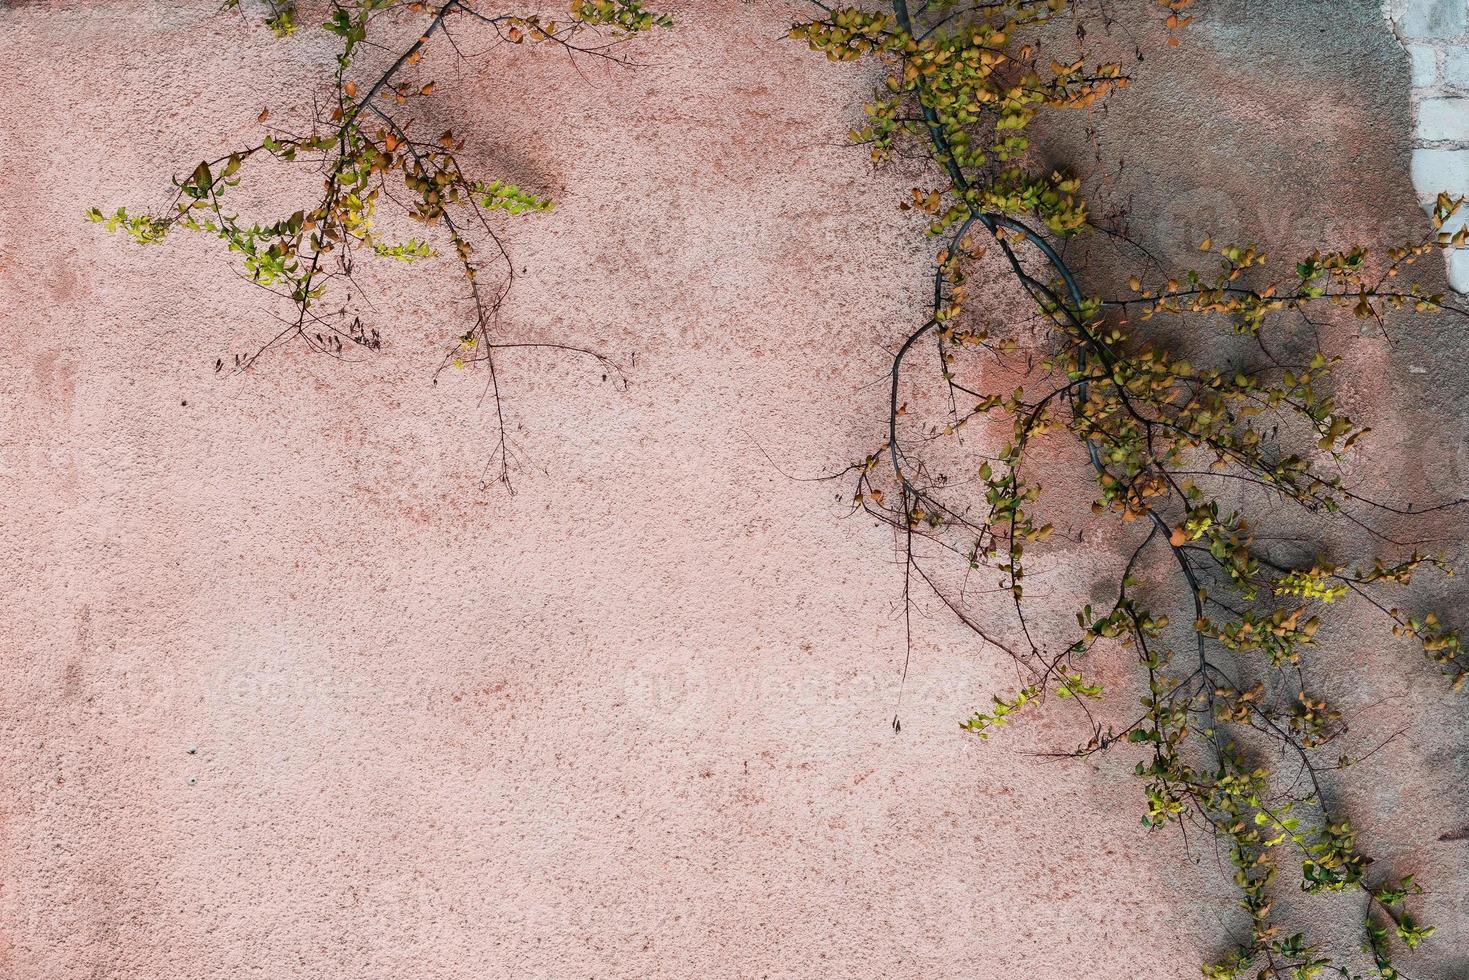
1393;0;1469;40
1411;148;1469;198
1417;97;1469;141
1410;44;1440;86
1444;46;1469;86
1448;247;1469;291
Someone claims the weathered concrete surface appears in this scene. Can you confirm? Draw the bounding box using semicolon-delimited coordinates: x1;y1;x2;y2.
0;2;1465;978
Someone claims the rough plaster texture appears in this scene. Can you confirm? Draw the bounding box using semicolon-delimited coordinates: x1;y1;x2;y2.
1;1;1467;978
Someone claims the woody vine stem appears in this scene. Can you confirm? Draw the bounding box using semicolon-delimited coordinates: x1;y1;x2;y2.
794;1;1469;977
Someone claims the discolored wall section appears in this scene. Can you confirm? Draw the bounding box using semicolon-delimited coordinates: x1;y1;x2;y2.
1387;0;1469;288
0;2;1466;979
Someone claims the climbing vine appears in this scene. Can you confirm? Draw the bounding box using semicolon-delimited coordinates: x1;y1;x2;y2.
85;2;1469;973
89;0;668;488
794;1;1467;977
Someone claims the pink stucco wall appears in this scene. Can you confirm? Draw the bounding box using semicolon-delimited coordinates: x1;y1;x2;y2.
2;2;1466;978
